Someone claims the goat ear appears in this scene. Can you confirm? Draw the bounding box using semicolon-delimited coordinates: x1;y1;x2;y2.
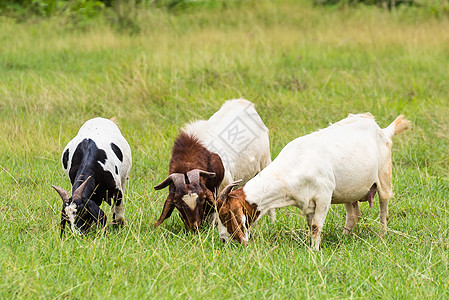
218;179;243;202
154;195;175;228
60;209;67;238
154;176;172;190
231;212;247;247
85;200;107;228
154;173;185;190
206;188;224;211
72;176;92;200
52;185;70;203
205;188;216;204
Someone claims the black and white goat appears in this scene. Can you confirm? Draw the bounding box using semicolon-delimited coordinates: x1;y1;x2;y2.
52;117;132;236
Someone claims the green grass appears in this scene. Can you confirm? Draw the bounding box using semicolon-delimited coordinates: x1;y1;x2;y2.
1;1;449;298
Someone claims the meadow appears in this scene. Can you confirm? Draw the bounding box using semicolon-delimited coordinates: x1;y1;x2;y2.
1;1;449;298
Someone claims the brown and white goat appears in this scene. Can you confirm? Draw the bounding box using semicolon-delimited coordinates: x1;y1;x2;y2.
215;113;411;250
154;99;272;230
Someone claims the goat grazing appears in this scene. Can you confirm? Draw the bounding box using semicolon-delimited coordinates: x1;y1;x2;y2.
215;113;411;250
154;99;273;230
52;117;132;236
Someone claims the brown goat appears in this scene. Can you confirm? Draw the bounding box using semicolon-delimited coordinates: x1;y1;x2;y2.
154;131;225;230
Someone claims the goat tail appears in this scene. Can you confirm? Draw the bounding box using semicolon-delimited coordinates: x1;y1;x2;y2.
383;115;411;139
110;117;120;127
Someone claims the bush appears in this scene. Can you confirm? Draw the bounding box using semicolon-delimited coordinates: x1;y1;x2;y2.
0;0;105;19
313;0;449;17
313;0;414;8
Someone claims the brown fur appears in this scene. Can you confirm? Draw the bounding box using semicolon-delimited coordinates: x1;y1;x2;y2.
217;187;260;245
234;188;260;224
168;131;224;191
169;132;220;180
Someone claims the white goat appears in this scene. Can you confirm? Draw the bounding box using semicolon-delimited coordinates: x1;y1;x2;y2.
215;113;411;250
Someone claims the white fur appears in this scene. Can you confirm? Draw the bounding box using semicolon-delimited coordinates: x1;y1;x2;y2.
65;203;77;233
63;118;132;190
182;193;199;211
217;217;230;243
241;215;250;243
183;99;275;222
219;113;407;250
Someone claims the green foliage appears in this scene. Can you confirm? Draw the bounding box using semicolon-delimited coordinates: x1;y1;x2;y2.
314;0;449;17
423;0;449;17
0;0;105;21
314;0;415;6
2;0;449;29
151;0;231;11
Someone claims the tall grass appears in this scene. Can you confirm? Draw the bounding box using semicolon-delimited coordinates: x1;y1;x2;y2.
1;1;448;298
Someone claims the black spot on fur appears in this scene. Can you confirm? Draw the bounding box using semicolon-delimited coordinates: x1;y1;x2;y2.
97;148;107;164
62;149;69;169
111;142;123;162
115;166;118;175
115;191;123;207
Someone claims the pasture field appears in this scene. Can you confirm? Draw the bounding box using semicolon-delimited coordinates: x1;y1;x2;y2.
1;1;449;298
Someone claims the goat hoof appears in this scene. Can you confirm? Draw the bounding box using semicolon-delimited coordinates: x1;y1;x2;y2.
112;218;125;227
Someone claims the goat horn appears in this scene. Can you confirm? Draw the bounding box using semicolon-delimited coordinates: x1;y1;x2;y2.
72;176;92;200
52;185;70;203
186;169;216;184
154;173;185;190
218;179;243;202
198;170;216;178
